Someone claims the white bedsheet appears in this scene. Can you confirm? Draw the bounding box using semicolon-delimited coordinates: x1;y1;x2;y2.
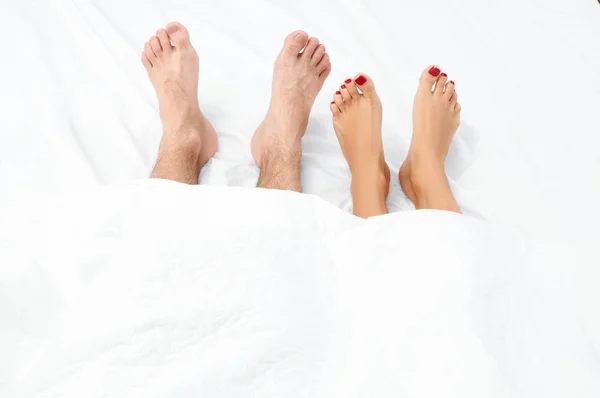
1;0;599;396
0;181;585;397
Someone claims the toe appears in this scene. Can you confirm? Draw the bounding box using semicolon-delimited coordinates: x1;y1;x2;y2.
455;102;462;113
340;84;351;102
165;22;191;48
156;29;173;53
316;53;330;75
353;73;376;99
144;41;157;61
302;37;320;59
444;80;456;101
141;52;152;69
419;65;442;93
311;44;326;66
320;61;332;80
344;78;359;98
451;91;459;108
434;72;448;95
282;30;309;55
149;36;162;56
334;91;345;111
330;101;341;114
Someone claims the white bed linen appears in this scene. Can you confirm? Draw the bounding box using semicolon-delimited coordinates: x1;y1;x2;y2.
0;181;552;397
1;0;599;396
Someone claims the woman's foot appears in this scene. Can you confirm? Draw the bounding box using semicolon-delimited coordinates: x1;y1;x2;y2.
143;22;217;182
330;74;390;218
251;31;331;191
399;65;461;213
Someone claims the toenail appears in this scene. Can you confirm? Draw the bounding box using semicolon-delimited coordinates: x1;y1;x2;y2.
441;73;448;77
345;78;352;84
450;80;455;85
341;84;346;89
428;67;441;77
355;75;367;85
331;101;335;104
336;91;341;95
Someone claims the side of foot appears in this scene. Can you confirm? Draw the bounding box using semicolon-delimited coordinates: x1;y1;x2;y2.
251;31;332;168
399;65;461;213
142;22;218;170
330;74;390;218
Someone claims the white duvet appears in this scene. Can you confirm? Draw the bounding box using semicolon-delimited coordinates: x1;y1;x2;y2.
1;0;600;396
0;181;591;397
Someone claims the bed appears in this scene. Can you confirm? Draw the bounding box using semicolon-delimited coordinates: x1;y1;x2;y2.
1;0;599;396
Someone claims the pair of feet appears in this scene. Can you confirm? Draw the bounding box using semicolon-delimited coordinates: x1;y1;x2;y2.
329;67;461;217
142;23;461;218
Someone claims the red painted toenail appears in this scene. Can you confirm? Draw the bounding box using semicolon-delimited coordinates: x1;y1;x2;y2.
441;73;448;77
345;78;352;84
336;91;341;95
331;101;335;104
355;75;367;85
428;67;441;77
450;80;455;85
341;84;346;89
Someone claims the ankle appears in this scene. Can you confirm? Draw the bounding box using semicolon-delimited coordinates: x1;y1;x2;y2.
260;140;302;168
351;185;388;218
412;172;449;201
351;183;388;208
350;166;389;218
160;130;203;163
265;105;309;140
351;164;388;189
257;148;302;191
407;163;460;212
161;108;204;135
408;150;445;171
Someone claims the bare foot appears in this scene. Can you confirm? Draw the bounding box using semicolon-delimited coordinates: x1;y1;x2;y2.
399;65;461;213
142;22;217;174
251;31;332;171
330;74;390;218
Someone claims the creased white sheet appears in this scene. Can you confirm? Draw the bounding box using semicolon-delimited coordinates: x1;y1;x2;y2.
1;181;598;397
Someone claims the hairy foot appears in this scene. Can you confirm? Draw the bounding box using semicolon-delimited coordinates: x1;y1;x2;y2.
330;74;390;218
251;31;332;168
399;65;461;212
142;22;217;170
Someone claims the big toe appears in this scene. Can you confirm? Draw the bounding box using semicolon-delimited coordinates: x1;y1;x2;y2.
282;30;309;56
166;22;191;47
419;65;442;92
354;73;377;99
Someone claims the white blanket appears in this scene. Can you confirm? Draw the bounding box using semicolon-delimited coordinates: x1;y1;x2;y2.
1;181;598;397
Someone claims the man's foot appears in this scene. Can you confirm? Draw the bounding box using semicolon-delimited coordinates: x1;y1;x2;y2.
399;65;461;213
143;22;217;182
251;31;331;191
330;74;390;218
